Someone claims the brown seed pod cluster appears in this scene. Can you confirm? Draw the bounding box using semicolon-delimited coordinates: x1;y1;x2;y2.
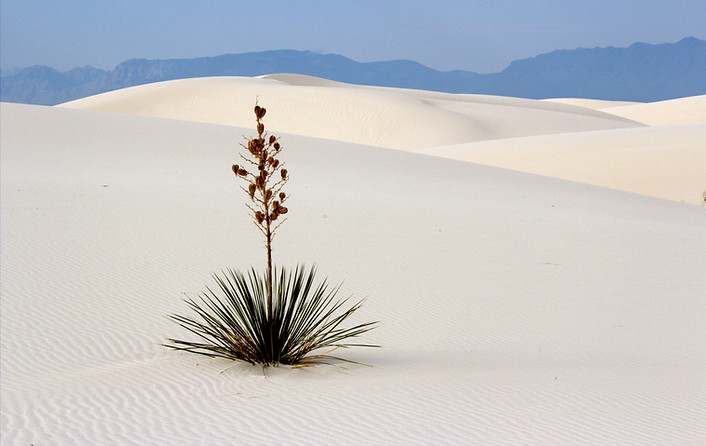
233;105;289;227
232;102;289;297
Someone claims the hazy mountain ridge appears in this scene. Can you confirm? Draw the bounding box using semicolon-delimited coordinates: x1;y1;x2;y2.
490;37;706;100
1;37;704;105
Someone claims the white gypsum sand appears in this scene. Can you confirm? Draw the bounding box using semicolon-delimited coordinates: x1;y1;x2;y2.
2;77;705;444
600;95;706;126
419;94;706;205
59;75;644;150
420;124;706;205
58;76;706;205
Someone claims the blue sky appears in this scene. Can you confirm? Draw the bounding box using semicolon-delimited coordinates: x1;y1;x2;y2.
2;0;705;73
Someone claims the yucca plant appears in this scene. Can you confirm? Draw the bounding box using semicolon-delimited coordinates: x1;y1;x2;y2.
165;102;378;366
166;266;377;365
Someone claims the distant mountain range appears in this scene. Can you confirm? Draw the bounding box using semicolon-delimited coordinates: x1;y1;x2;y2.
1;37;704;105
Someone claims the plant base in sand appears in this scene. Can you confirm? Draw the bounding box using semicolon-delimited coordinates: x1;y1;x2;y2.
165;265;378;366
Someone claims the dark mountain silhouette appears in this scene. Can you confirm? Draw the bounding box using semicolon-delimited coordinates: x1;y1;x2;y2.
1;37;704;105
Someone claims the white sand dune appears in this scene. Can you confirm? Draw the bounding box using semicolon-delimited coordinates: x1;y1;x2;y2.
2;76;706;444
543;98;640;109
60;75;643;150
421;124;706;205
421;93;706;205
60;76;704;204
599;95;706;126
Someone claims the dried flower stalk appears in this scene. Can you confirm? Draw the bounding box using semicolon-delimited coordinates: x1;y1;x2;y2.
232;103;288;321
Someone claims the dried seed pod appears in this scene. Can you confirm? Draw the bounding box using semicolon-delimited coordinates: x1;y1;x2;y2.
248;140;258;155
236;103;290;249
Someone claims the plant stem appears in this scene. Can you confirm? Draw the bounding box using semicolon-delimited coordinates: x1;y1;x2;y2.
265;203;273;322
256;112;274;323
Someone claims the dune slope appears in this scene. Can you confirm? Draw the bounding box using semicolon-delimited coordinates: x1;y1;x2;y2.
2;102;705;444
59;75;643;150
421;124;706;205
601;95;706;126
57;76;706;205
